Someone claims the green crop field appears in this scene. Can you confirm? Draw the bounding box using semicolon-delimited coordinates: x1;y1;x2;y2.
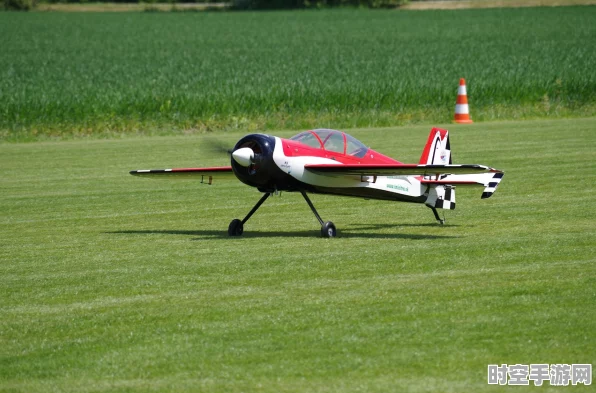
1;118;595;392
1;6;596;141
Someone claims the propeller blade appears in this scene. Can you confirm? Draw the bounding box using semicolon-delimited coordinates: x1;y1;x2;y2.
202;137;234;157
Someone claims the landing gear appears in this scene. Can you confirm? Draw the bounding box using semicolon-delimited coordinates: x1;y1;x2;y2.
300;190;337;238
228;192;271;236
228;219;243;236
321;221;337;238
428;206;445;225
227;190;336;237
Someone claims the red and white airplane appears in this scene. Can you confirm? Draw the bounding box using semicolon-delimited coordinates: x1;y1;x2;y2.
131;128;504;237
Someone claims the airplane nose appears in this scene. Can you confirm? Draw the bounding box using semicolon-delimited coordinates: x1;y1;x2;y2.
232;147;254;167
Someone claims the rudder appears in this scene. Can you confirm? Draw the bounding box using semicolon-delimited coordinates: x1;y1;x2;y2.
419;128;452;165
425;185;456;210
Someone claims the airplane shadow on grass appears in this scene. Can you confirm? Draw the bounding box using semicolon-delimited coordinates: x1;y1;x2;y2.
109;223;458;240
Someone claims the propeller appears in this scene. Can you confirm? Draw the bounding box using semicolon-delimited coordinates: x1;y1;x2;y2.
202;137;234;157
202;135;264;174
231;147;255;167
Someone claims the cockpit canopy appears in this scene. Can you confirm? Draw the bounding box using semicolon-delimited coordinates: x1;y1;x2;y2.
290;129;368;158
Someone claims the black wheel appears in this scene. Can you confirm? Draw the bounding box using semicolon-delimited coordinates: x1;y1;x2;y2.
228;219;244;236
321;221;337;238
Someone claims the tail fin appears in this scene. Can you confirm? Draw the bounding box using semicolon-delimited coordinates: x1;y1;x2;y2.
421;128;454;210
418;127;504;205
419;128;451;165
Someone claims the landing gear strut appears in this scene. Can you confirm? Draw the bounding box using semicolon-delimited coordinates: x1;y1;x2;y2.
228;192;271;236
300;190;336;238
428;206;445;225
227;190;336;237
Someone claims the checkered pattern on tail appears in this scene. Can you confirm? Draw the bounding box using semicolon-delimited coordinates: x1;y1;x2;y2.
425;185;456;210
481;172;504;199
436;186;456;210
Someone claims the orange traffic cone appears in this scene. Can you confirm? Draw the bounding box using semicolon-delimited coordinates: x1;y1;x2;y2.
454;78;473;124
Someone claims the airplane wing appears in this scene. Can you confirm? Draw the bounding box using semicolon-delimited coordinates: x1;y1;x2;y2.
129;166;235;183
304;164;502;177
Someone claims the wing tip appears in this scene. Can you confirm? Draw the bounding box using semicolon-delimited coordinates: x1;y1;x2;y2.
130;169;153;175
481;172;505;199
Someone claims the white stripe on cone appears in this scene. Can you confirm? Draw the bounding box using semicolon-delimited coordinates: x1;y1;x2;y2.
455;104;469;114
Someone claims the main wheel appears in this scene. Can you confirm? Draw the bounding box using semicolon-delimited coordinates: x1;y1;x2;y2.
228;219;244;236
321;221;337;238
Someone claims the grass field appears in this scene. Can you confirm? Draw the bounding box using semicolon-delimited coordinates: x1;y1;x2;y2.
1;118;594;392
1;6;595;140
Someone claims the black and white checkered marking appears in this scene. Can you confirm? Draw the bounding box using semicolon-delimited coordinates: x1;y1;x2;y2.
481;172;504;199
425;185;456;210
436;186;456;210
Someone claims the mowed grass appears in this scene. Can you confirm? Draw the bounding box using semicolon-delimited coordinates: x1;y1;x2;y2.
1;118;594;392
1;7;596;140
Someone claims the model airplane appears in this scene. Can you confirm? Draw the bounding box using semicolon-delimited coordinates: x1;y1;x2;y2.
130;128;504;237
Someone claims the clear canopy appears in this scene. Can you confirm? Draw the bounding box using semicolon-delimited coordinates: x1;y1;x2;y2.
290;129;368;158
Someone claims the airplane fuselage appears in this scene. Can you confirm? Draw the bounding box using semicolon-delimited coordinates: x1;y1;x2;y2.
231;133;428;204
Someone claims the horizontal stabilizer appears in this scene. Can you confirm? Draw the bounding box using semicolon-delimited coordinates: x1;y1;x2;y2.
421;172;504;199
305;163;501;177
481;172;505;199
